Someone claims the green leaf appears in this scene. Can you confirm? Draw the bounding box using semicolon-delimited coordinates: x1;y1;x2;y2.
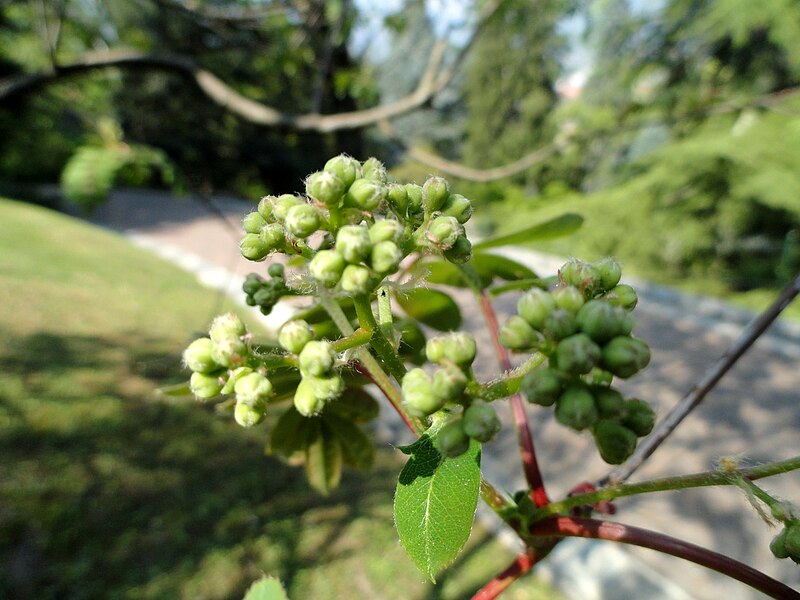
324;413;375;470
421;259;469;288
396;318;427;364
393;429;482;581
304;421;343;495
242;576;289;600
157;381;192;397
473;213;583;249
327;387;380;423
471;251;537;287
269;408;316;456
394;288;462;331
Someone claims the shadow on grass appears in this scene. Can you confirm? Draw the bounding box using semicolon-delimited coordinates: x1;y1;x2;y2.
0;332;508;600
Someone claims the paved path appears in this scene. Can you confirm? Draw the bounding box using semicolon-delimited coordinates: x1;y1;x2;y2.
87;189;800;600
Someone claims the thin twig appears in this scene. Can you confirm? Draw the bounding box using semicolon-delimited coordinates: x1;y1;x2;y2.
471;552;537;600
599;273;800;486
531;516;800;599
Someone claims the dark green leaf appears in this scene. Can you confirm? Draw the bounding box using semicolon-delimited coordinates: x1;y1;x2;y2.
304;422;343;495
327;387;380;423
471;251;537;285
473;213;583;249
394;288;462;331
324;413;375;470
242;576;289;600
269;408;317;456
421;259;469;288
157;381;192;397
396;319;427;364
393;426;482;581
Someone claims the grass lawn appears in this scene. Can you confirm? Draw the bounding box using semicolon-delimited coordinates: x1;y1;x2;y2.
0;198;560;600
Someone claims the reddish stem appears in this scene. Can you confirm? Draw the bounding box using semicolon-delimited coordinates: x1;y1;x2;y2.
471;552;537;600
531;516;800;599
353;362;416;434
479;291;549;507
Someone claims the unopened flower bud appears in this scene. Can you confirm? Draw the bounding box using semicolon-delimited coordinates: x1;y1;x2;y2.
435;419;470;458
361;157;388;182
344;178;385;212
386;184;408;214
443;235;473;264
257;196;275;220
622;399;655;436
210;313;246;342
242;211;268;234
405;184;424;215
293;378;326;416
593;420;637;464
234;372;273;405
211;336;249;368
521;368;563;406
555;333;601;375
298;340;337;377
340;264;372;294
441;193;473;224
369;219;404;244
259;223;285;251
324;154;360;188
422;176;450;213
463;404;501;443
426;332;477;368
602;337;651;378
239;233;270;261
604;284;638;310
594;257;622;291
306;171;346;207
556;385;599;431
336;225;372;264
190;371;224;399
500;315;542;350
234;398;266;427
553;286;585;313
594;386;625;419
278;319;314;354
577;300;634;344
221;366;252;394
306;373;344;402
272;194;304;222
431;364;467;401
370;240;402;274
402;368;445;417
426;215;461;249
771;528;790;559
309;249;346;287
183;337;220;373
285;203;320;238
517;288;557;330
560;258;601;296
544;308;578;340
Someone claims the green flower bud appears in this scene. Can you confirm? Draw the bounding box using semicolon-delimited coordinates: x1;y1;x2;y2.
234;398;266;427
190;371;224;399
273;194;304;222
560;258;601;296
604;284;638;311
242;211;268;234
594;257;622;291
435;419;470;458
386;184;409;215
211;336;249;368
593;420;637;464
293;378;325;416
324;154;360;188
463;404;501;443
309;249;346;287
234;372;273;405
426;332;477;368
422;176;450;213
431;364;468;401
594;386;625;419
443;235;473;264
499;315;542;350
622;399;655;436
588;367;614;386
306;373;344;402
243;273;264;296
220;366;253;395
285;203;320;238
556;385;599;431
361;157;388;182
521;368;563;406
183;337;220;373
257;196;275;220
268;263;285;278
770;527;790;559
402;368;445;417
252;287;278;307
576;300;634;344
278;319;314;354
602;337;651;378
239;233;270;261
517;289;557;330
543;309;578;340
555;333;601;375
370;240;402;274
340;264;372;294
259;223;286;251
336;225;372;264
553;286;585;313
210;313;247;343
405;184;424;215
783;522;800;560
306;171;346;207
426;215;462;250
298;340;337;377
441;193;473;224
344;178;385;212
369;219;405;244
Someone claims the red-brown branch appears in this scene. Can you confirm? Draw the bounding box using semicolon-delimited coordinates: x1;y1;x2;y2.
472;552;538;600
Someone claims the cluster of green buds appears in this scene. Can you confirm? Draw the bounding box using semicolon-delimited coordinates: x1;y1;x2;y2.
400;332;502;458
502;258;655;464
770;518;800;564
278;319;344;417
243;263;290;315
